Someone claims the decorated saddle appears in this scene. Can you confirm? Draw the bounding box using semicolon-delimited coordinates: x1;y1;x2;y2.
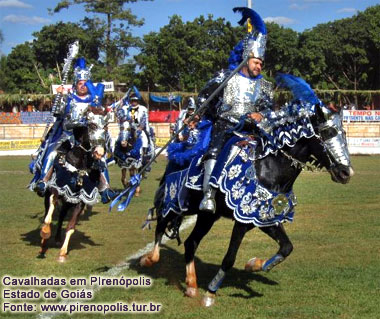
160;100;317;227
48;157;103;206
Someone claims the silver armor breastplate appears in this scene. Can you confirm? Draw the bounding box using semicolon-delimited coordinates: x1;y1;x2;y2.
219;74;273;120
67;99;89;124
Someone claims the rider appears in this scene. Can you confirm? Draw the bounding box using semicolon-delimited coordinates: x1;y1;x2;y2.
167;100;212;172
30;57;95;194
124;94;153;174
174;97;197;142
198;7;274;213
31;58;117;203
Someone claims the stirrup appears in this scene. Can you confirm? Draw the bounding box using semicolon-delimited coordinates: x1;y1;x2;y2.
199;189;216;213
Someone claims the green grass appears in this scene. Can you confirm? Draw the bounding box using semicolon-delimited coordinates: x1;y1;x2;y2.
0;155;379;319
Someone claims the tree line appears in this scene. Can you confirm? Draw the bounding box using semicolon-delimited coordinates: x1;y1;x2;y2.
0;1;379;98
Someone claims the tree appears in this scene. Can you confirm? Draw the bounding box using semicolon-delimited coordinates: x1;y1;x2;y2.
357;5;380;90
298;5;380;95
32;21;105;83
265;23;300;79
135;15;244;92
50;0;151;74
4;43;48;93
0;55;8;92
32;22;101;71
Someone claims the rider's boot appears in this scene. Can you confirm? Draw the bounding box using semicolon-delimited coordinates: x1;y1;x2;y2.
199;159;217;213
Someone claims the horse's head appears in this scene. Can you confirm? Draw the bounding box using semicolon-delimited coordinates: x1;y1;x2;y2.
311;103;354;184
272;73;354;185
118;120;137;148
86;108;110;150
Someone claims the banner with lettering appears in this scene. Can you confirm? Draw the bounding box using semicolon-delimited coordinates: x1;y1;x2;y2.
343;110;380;122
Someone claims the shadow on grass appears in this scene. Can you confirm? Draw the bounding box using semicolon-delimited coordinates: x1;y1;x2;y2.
125;245;278;300
21;205;103;254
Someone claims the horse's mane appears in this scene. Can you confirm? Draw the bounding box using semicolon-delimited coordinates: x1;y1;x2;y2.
255;101;316;158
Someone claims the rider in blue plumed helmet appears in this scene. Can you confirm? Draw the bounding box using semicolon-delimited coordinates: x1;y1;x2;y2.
29;57;117;203
198;7;274;213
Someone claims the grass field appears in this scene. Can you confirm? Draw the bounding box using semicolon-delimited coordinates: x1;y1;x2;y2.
0;155;379;319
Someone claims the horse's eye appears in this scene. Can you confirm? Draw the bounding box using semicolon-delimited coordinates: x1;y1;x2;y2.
320;127;338;140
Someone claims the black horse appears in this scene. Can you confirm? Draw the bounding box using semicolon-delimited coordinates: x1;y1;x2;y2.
140;103;354;306
39;118;108;262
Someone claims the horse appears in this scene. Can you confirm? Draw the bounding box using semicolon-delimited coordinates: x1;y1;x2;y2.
39;108;110;262
139;101;354;306
113;121;145;195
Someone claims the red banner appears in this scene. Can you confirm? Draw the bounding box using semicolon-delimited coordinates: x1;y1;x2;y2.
149;110;180;123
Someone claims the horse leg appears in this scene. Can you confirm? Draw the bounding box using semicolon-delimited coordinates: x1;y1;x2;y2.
121;168;128;188
245;224;293;273
202;221;254;307
140;214;169;267
54;201;67;246
58;202;85;262
184;213;218;298
40;190;58;240
38;191;52;257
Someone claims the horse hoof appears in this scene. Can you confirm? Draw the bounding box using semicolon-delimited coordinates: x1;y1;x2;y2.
40;224;51;240
140;255;152;267
201;292;216;307
57;255;67;263
140;254;156;267
36;253;46;259
245;257;266;272
184;287;199;298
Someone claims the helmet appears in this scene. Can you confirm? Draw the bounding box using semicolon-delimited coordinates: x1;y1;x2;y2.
73;57;92;84
228;7;267;70
129;94;139;108
187;97;196;110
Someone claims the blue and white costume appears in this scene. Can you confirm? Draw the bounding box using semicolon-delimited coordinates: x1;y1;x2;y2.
29;58;117;204
198;8;274;213
29;58;95;192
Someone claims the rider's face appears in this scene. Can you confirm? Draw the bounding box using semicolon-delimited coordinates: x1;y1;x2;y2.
76;80;88;96
246;58;262;78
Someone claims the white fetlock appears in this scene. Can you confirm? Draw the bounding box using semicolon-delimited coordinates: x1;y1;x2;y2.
202;291;216;307
57;255;67;263
245;257;266;272
185;287;198;298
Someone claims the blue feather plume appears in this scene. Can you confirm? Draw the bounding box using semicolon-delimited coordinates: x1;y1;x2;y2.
74;57;86;69
233;7;267;35
133;86;142;99
275;73;319;105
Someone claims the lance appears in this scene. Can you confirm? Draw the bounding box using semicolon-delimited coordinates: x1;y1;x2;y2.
110;55;250;212
40;41;79;142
